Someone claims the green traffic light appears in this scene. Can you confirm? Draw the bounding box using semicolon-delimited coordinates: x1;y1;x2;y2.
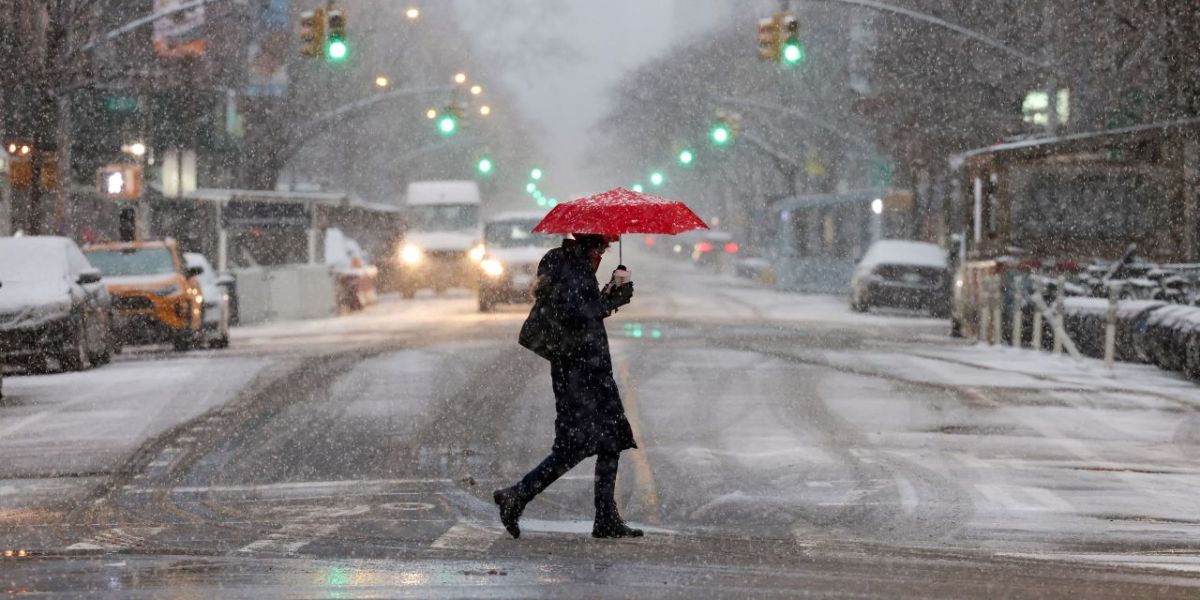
782;41;804;65
649;171;664;186
631;184;644;193
327;39;348;62
678;149;694;166
525;182;536;193
710;125;731;145
437;115;457;135
530;167;543;180
536;197;547;207
477;157;493;174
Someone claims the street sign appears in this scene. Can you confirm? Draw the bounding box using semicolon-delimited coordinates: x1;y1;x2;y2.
104;95;140;112
97;164;143;200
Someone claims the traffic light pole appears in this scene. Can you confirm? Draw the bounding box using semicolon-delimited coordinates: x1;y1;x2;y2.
804;0;1050;71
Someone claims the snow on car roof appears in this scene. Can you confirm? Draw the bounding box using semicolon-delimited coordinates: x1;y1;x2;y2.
860;239;947;268
405;181;481;206
0;236;73;279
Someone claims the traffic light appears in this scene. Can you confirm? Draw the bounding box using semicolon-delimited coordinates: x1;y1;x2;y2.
437;113;457;135
631;183;644;193
300;9;325;57
530;167;543;181
780;13;804;65
710;122;731;146
649;171;664;187
96;164;142;199
757;15;780;61
678;149;694;166
326;9;348;62
476;157;493;175
710;111;739;146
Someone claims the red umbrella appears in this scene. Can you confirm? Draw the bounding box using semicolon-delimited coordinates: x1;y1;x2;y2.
532;187;708;262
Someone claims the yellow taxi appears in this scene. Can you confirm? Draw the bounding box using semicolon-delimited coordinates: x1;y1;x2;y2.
83;240;204;351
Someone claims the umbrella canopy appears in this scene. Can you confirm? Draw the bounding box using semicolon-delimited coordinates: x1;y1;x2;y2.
532;187;708;237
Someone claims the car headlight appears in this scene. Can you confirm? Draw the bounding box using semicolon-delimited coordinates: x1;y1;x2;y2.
154;284;180;297
480;258;505;277
400;244;424;265
468;243;486;263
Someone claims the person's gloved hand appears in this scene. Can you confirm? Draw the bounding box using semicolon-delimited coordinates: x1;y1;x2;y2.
607;282;634;308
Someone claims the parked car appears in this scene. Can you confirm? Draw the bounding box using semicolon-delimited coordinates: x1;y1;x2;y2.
83;240;204;351
0;236;114;371
850;239;950;316
324;228;378;311
183;253;231;349
477;211;557;312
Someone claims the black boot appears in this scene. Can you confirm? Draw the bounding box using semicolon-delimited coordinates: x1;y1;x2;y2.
592;506;644;539
493;488;525;539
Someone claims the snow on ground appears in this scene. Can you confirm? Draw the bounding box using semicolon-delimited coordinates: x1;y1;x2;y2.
0;353;268;513
620;248;946;330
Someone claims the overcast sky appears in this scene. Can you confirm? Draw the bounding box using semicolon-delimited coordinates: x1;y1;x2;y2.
453;1;733;196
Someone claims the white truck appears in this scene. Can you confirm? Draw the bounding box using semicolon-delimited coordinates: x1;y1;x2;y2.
396;180;484;298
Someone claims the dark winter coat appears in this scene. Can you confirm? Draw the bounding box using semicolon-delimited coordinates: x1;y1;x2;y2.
534;240;637;457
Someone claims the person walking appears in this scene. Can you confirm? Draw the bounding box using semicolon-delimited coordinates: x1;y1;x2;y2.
494;233;642;539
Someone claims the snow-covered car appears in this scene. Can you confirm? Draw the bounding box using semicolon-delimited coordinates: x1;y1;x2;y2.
477;212;558;312
0;236;114;371
324;228;378;311
850;239;950;316
183;253;230;349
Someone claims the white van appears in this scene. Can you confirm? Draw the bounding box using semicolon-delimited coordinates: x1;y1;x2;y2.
396;181;484;297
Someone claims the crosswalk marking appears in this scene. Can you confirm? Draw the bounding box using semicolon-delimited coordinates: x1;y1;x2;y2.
430;521;503;551
237;523;338;555
974;484;1072;512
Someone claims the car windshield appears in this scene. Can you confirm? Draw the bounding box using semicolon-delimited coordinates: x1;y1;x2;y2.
85;248;175;277
484;221;558;248
0;242;67;282
408;204;478;231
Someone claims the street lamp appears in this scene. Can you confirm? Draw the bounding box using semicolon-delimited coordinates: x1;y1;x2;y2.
454;72;467;84
470;84;482;95
375;76;389;88
426;108;438;119
477;157;493;175
479;105;491;116
125;142;147;156
678;149;694;166
871;198;884;214
405;7;420;20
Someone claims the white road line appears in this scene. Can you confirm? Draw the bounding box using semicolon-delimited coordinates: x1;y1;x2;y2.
430;521;503;551
64;527;163;553
237;523;338;555
975;484;1072;512
121;477;454;495
893;475;919;516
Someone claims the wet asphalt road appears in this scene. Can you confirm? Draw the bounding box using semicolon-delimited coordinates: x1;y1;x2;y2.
4;259;1200;597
